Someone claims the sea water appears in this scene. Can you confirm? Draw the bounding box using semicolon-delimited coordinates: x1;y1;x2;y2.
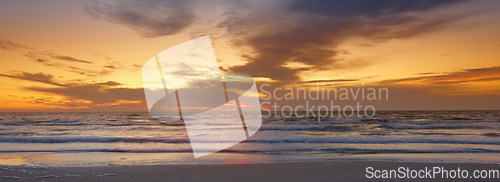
0;111;498;166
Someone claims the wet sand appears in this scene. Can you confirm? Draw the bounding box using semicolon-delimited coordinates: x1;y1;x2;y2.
0;161;498;181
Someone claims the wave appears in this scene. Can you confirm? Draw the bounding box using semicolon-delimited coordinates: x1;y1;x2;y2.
483;133;500;137
1;137;499;145
374;124;489;130
257;124;492;131
0;121;185;127
0;148;497;154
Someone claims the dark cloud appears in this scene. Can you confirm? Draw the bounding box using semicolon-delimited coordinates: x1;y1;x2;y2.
0;41;116;77
52;55;93;64
27;60;104;77
299;79;359;84
84;0;195;38
95;81;122;86
218;66;230;73
103;61;128;71
36;58;47;63
223;0;468;84
418;72;441;75
1;40;101;75
0;72;63;86
0;69;144;109
28;83;144;104
380;66;500;85
0;40;31;50
289;0;466;17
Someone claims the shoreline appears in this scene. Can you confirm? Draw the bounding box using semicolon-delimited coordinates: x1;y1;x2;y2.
1;161;498;181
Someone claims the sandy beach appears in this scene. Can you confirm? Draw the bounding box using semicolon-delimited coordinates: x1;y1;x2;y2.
0;161;498;182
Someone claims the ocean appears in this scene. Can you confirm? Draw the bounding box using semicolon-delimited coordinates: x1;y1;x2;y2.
0;111;498;166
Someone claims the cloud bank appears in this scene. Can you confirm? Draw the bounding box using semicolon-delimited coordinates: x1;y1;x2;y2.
85;0;195;38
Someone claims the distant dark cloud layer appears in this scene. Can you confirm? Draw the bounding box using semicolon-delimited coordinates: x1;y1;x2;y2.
226;0;467;84
0;72;63;86
85;0;195;38
82;0;468;84
29;83;144;104
52;55;92;64
0;71;143;105
380;66;500;85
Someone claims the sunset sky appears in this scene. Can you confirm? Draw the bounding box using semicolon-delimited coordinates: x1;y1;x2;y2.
1;0;499;111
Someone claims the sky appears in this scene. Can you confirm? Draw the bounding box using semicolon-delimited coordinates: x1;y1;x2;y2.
0;0;499;111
